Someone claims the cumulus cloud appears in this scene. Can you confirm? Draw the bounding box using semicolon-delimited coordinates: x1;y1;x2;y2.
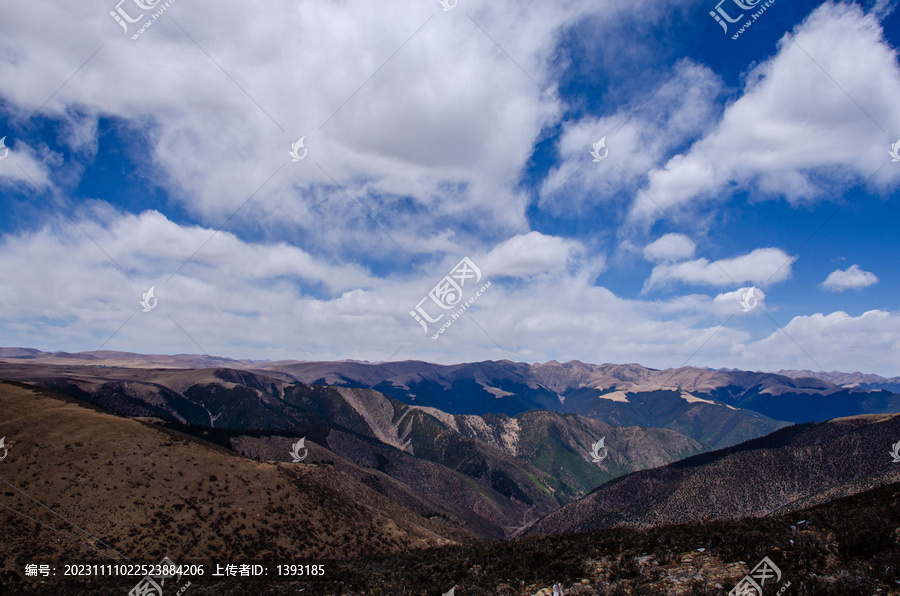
0;212;897;375
631;2;900;224
477;232;596;279
643;233;696;262
0;140;55;188
0;0;623;260
0;212;719;363
712;286;767;317
731;310;900;377
1;1;898;377
540;60;723;216
644;248;795;290
820;264;878;292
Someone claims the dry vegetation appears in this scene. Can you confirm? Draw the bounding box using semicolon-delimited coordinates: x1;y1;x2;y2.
5;480;900;595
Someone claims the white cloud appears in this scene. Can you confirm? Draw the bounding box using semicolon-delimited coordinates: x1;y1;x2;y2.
712;286;767;317
644;247;795;290
0;207;376;319
820;264;878;292
0;1;898;378
0;213;897;375
731;310;900;377
0;140;55;188
631;2;900;224
478;231;595;279
540;60;723;216
643;233;696;262
0;0;625;259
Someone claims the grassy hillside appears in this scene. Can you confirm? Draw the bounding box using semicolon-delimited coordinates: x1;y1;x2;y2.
527;413;900;536
0;382;457;576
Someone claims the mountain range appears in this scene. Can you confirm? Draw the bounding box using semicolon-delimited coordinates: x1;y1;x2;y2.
0;361;703;539
2;349;900;541
3;377;900;594
9;349;900;449
777;368;900;393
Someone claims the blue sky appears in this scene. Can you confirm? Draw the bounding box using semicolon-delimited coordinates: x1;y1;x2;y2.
0;0;898;375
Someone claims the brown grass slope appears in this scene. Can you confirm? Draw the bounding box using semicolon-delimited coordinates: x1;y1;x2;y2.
526;413;900;536
6;472;900;594
0;364;575;537
0;381;459;571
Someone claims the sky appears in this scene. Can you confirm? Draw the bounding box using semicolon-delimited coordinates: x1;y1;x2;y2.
0;0;899;375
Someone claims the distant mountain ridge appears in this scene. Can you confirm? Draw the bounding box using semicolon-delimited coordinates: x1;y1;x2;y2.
0;347;251;369
5;348;898;388
250;358;900;443
777;368;900;393
5;349;900;449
